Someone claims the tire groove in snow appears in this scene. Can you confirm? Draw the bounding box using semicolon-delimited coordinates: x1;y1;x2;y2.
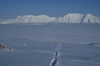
50;43;61;66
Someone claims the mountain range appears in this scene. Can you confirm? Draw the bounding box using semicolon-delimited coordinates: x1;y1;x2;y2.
1;13;100;24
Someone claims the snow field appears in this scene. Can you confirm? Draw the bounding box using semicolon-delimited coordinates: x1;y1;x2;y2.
0;24;100;66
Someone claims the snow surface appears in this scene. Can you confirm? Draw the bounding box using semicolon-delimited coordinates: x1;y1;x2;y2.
1;13;100;24
0;24;100;66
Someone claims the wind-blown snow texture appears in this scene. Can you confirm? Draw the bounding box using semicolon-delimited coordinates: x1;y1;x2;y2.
1;13;100;24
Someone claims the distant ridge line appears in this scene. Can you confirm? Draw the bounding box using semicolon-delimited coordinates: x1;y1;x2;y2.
0;13;100;24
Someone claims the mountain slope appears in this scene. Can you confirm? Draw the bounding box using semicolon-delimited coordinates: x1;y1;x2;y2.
56;13;85;23
56;13;100;23
1;15;57;24
82;14;100;23
1;13;100;24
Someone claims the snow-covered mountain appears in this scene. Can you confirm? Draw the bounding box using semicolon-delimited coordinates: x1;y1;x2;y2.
1;13;100;24
1;15;57;24
56;13;85;23
82;14;100;23
56;13;100;23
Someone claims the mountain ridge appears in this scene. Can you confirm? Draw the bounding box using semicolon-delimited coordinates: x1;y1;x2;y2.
1;13;100;24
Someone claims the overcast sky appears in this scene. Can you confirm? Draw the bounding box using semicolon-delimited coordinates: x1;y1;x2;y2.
0;0;100;19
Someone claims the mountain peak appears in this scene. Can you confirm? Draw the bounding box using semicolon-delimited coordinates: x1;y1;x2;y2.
86;13;92;16
82;14;100;23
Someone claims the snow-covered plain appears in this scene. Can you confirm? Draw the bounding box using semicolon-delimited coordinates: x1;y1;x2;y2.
0;24;100;66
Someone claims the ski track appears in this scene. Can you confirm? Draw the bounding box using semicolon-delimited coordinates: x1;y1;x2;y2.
50;43;61;66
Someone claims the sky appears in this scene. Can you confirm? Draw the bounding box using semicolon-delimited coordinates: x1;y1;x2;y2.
0;0;100;19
